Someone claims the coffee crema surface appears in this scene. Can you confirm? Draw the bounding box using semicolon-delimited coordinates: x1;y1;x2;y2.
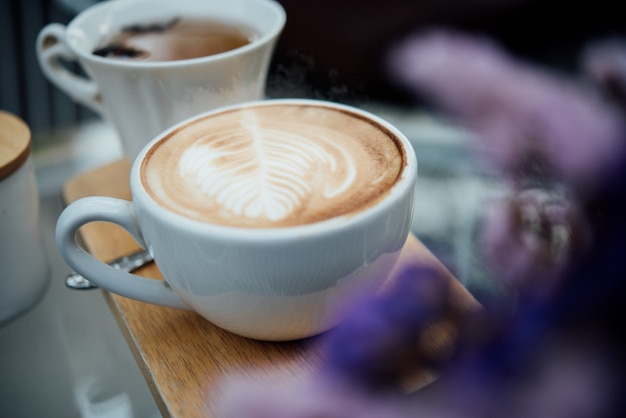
141;104;405;228
93;18;255;62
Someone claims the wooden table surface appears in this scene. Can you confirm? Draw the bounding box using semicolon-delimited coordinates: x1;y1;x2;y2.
62;159;479;418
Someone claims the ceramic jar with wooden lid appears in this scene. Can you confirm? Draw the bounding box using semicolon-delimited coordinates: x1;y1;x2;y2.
0;110;49;325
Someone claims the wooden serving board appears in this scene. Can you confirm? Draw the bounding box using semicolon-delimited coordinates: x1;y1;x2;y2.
62;159;479;418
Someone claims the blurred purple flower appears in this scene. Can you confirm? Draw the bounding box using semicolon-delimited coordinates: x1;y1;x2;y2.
219;330;616;418
480;188;591;297
582;39;626;108
322;263;457;389
388;30;626;194
219;373;419;418
434;333;618;418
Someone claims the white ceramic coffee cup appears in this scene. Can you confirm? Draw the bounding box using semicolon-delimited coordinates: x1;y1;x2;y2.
55;99;418;341
36;0;286;161
0;111;50;325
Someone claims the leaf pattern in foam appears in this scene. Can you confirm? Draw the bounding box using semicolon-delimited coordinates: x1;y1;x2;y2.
178;110;356;222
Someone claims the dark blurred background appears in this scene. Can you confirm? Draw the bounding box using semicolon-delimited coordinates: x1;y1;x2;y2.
2;0;626;135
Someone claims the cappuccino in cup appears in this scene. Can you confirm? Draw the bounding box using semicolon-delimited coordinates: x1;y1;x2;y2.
56;99;417;341
142;103;405;228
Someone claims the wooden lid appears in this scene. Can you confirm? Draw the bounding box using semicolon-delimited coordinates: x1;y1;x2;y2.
0;111;31;180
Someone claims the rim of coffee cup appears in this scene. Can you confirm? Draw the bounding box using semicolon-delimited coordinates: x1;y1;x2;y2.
62;0;286;68
130;98;418;241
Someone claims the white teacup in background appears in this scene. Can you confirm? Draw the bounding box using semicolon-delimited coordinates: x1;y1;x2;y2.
55;99;418;341
0;111;50;325
36;0;286;161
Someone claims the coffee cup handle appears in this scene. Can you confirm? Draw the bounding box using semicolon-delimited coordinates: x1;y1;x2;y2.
36;23;106;116
55;196;190;310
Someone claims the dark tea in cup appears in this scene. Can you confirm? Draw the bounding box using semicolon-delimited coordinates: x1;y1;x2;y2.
93;18;257;62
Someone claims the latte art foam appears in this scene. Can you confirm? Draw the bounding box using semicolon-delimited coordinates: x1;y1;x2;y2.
142;104;404;227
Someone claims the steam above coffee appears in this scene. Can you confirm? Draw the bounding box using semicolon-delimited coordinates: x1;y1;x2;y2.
93;18;255;62
141;103;405;228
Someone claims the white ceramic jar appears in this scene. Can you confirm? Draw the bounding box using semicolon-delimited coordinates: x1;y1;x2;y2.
0;111;50;325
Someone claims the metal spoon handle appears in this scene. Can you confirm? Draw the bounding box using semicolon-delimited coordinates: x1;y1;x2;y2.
65;250;154;290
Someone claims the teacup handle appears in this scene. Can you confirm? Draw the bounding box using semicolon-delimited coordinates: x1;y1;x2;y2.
55;196;190;310
36;23;106;116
